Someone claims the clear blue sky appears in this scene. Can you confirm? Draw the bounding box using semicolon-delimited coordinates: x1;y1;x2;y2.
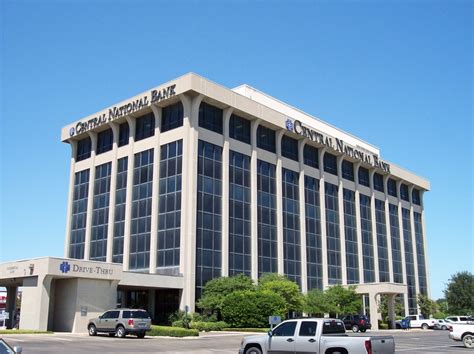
1;0;472;300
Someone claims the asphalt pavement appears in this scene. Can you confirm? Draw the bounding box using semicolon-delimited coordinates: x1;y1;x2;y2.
0;328;467;353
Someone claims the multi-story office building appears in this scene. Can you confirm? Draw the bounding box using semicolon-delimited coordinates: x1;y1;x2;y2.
0;73;430;332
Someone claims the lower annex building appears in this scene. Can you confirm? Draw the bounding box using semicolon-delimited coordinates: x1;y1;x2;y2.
0;73;430;332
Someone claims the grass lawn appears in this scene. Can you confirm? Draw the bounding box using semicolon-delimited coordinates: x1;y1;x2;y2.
148;325;199;337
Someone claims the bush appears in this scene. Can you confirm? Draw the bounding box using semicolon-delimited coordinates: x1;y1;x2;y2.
221;290;286;328
190;321;227;331
148;325;199;337
378;320;389;329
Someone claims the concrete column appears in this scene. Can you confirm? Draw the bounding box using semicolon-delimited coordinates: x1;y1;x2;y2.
336;156;347;285
221;107;233;277
20;276;53;331
420;191;431;299
369;291;380;330
64;140;77;258
298;139;308;293
275;130;285;275
250;119;261;282
318;148;328;289
387;294;396;329
354;162;364;284
5;286;17;329
106;123;119;263
368;170;380;282
383;175;394;283
408;185;420;304
123;117;136;271
149;105;162;273
396;180;409;316
179;93;202;311
84;132;97;260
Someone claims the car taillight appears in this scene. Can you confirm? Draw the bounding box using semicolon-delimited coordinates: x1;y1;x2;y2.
365;340;372;354
448;326;453;332
128;319;134;326
360;319;366;325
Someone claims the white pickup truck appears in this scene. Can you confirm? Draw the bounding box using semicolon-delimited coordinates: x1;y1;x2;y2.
239;318;395;354
448;322;474;348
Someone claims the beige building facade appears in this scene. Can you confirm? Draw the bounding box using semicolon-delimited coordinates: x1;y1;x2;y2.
1;73;430;331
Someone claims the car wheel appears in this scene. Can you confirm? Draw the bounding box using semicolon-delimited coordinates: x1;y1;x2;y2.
360;328;367;333
108;333;115;337
396;323;401;329
441;325;447;330
88;324;97;336
245;346;262;354
463;334;473;348
421;323;429;330
116;325;126;338
352;325;359;332
137;331;145;339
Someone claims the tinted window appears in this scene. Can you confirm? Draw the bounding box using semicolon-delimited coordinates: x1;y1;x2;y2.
412;189;421;205
342;160;354;181
135;112;155;141
97;128;113;154
122;310;150;319
322;320;346;334
303;144;319;168
400;184;409;201
257;125;276;153
229;114;251;144
358;167;370;187
273;321;297;336
103;310;120;319
299;321;317;336
118;122;129;147
281;135;298;161
373;173;384;192
323;153;337;175
161;102;183;132
199;102;223;134
76;137;92;161
387;178;397;197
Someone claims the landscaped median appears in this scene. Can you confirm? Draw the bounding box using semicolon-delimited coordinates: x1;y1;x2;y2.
0;329;52;334
148;325;199;337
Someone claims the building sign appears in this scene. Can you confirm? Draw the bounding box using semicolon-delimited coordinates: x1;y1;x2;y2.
287;119;391;173
59;261;114;276
69;84;177;137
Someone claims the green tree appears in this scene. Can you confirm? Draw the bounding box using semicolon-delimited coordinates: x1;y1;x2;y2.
444;271;474;315
325;285;362;317
304;289;335;316
434;298;449;318
417;294;439;318
221;290;286;328
258;273;304;313
378;295;405;323
197;274;255;318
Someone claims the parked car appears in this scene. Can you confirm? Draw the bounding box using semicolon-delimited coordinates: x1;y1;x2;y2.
88;309;151;338
239;318;395;354
448;322;474;348
434;319;449;330
340;314;372;332
395;315;436;329
445;316;471;324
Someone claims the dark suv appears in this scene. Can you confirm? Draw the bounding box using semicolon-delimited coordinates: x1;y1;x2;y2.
341;314;371;332
88;309;151;338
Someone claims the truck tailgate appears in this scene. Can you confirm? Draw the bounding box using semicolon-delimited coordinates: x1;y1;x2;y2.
371;336;395;353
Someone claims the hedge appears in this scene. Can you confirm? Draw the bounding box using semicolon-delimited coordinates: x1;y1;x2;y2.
148;325;199;337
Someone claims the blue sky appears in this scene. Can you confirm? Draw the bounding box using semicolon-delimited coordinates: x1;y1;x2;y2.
1;0;472;300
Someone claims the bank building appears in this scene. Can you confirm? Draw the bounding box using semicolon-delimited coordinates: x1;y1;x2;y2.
0;73;430;332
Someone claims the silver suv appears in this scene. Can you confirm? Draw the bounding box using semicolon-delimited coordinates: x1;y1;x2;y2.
88;309;151;338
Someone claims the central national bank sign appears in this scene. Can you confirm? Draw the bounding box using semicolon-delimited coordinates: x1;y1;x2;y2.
69;84;177;137
286;119;391;173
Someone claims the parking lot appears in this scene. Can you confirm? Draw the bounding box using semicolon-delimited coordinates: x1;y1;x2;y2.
1;329;468;353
